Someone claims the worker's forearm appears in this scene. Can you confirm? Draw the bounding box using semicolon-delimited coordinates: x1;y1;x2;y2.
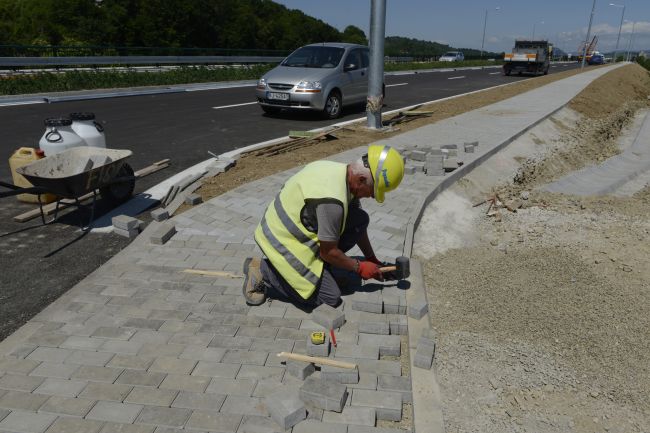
356;230;376;259
320;248;358;272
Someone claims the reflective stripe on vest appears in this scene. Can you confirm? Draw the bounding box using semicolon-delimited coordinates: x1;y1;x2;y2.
254;161;349;299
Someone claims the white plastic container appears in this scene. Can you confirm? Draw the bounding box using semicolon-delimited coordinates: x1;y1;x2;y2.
70;112;106;149
39;117;86;156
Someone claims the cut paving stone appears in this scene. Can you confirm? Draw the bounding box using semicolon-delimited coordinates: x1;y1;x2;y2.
408;298;429;319
358;334;401;357
264;389;306;429
306;334;330;357
311;304;345;330
286;360;315;380
377;375;413;403
320;365;359;384
150;222;176;245
322;405;376;426
150;208;169;222
299;377;348;413
351;389;402;421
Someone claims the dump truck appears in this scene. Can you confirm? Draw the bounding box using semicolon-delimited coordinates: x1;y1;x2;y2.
503;40;552;76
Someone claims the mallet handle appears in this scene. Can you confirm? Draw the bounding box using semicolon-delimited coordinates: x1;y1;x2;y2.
276;352;357;369
379;266;397;272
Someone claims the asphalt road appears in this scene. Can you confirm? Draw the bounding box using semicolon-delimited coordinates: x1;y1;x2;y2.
0;62;582;341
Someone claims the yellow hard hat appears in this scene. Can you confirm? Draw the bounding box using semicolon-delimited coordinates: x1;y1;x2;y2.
365;144;405;203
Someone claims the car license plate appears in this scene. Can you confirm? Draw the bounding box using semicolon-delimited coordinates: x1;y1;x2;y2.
267;92;289;101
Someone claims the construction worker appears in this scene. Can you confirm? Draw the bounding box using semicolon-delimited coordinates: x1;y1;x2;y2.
242;144;405;308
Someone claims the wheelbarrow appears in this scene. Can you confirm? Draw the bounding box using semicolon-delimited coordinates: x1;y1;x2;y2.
0;147;135;230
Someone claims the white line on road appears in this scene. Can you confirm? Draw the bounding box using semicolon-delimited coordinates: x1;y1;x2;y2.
0;100;45;107
212;101;258;110
489;72;501;75
448;76;466;80
386;83;408;87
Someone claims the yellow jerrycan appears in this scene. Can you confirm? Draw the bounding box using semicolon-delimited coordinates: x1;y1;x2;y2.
8;147;57;204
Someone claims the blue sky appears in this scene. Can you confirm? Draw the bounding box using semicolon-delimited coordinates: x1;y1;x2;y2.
273;0;650;54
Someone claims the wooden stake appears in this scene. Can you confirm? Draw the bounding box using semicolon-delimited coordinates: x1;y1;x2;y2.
182;269;242;279
276;352;357;369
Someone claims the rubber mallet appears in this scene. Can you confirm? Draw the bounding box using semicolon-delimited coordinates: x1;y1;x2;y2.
379;256;410;279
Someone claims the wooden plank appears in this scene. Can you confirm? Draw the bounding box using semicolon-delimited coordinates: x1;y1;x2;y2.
182;269;242;278
276;352;357;369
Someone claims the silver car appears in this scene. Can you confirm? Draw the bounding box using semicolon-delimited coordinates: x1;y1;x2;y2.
256;43;370;119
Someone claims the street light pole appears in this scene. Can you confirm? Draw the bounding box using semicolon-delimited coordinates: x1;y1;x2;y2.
481;7;500;58
581;0;597;69
532;21;543;40
609;3;625;62
626;21;636;61
367;0;386;129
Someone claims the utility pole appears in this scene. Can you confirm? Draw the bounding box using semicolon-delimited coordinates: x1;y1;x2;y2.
367;0;386;130
609;3;625;62
581;0;596;69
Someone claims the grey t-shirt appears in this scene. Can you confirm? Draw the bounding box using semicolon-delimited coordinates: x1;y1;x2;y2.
315;199;360;242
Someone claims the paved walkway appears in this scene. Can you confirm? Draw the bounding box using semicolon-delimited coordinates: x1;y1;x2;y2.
0;64;621;433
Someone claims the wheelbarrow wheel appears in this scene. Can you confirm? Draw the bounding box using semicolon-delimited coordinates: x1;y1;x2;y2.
100;163;135;205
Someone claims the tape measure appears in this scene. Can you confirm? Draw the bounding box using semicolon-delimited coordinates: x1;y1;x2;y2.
310;331;325;345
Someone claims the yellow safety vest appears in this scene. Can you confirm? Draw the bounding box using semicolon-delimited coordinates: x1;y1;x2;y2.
254;161;349;299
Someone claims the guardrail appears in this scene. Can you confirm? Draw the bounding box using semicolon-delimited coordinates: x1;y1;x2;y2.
0;55;286;68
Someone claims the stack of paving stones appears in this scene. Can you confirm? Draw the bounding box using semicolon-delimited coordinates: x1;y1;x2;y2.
0;147;428;433
112;215;145;239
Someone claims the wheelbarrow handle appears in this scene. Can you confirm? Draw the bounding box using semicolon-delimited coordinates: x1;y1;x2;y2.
0;180;47;198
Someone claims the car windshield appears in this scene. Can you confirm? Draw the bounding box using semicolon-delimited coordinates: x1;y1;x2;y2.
443;52;458;57
282;46;345;68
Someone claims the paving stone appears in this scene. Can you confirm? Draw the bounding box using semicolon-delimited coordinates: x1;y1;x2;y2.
237;414;291;433
29;362;79;379
148;357;196;375
27;347;72;363
264;389;306;429
334;344;379;360
65;350;115;366
78;382;133;402
136;406;192;428
151;208;170;222
387;315;407;335
125;387;178;407
306;335;330;357
299;377;347;413
113;215;139;231
407;298;428;319
71;365;123;383
27;333;68;348
348;372;378;391
0;410;56;432
347;426;406;433
192;361;241;378
414;335;436;370
113;226;139;238
107;355;153;371
0;358;40;375
0;373;44;392
86;401;143;424
358;319;389;335
171;391;226;411
204;378;255;397
286;360;315;380
235;326;278;339
179;346;226;362
358;334;401;357
236;365;284;381
159;374;210;393
137;343;184;359
221;350;268;366
377;375;412;403
99;423;154;433
350;292;383;314
39;395;96;417
185;193;203;205
322;405;376;426
33;378;87;397
122;318;164;331
115;369;166;387
355;360;401;377
220;395;267;416
351;389;402;421
0;390;49;411
185;410;242;432
321;365;359;384
44;417;104;433
150;222;176;245
311;305;345;330
291;420;347;433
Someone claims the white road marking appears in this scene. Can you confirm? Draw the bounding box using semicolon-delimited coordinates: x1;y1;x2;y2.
552;65;558;68
448;76;466;80
386;83;408;87
0;100;45;107
212;101;258;110
489;72;501;75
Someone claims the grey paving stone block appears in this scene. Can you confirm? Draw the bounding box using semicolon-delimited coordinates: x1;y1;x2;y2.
347;372;378;391
347;426;406;433
71;365;123;383
185;410;242;432
205;377;256;397
192;361;241;379
0;410;57;433
136;406;192;428
236;365;284;381
334;344;379;360
351;388;402;421
107;355;153;371
358;334;401;357
0;390;49;411
350;292;383;314
311;304;345;330
387;314;407;335
27;346;72;363
171;391;226;411
377;375;412;403
185;193;203;205
33;378;87;397
86;400;144;424
159;374;211;393
414;335;436;370
408;297;429;319
0;373;44;392
150;222;176;245
322;405;376;426
78;382;133;402
264;389;306;429
99;422;154;433
125;387;178;407
39;395;96;417
410;150;426;161
220;395;267;416
29;362;79;379
358;319;389;335
292;419;347;433
299;377;348;413
0;357;40;374
221;350;268;366
306;334;330;357
237;414;290;433
66;350;115;367
286;360;315;380
150;208;170;222
113;226;139;238
148;357;197;375
355;360;401;376
321;365;359;384
115;369;166;387
44;417;104;433
112;215;139;231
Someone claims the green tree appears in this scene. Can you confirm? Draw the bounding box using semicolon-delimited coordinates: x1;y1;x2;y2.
342;25;366;45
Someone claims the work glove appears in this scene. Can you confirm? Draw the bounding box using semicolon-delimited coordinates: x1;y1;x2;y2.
367;256;397;280
356;260;383;280
366;255;383;266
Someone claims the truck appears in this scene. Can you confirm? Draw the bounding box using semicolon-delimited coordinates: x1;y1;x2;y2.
503;40;552;76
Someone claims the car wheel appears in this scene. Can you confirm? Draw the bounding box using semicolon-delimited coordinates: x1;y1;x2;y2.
323;91;342;119
261;105;280;115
